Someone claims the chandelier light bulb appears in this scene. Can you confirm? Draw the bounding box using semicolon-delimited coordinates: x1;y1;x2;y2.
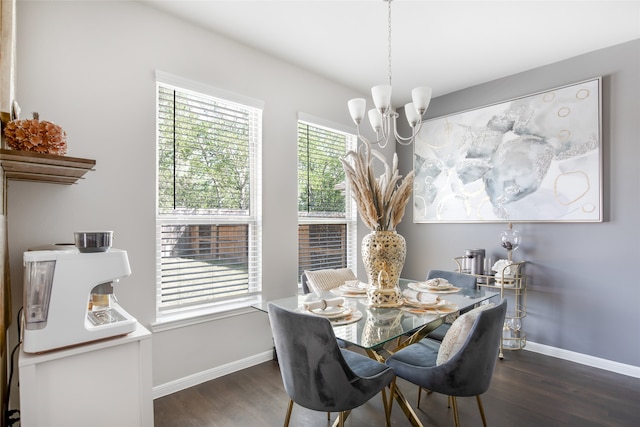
412;86;433;115
368;108;383;133
348;98;366;125
371;85;392;114
404;102;420;128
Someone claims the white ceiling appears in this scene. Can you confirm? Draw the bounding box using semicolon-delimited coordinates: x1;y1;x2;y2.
142;0;640;106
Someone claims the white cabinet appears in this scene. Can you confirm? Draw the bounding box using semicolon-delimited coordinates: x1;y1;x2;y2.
18;323;153;427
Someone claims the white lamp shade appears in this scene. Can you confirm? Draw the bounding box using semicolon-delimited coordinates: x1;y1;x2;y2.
368;108;383;133
371;85;392;114
404;103;420;128
347;98;366;125
411;86;432;114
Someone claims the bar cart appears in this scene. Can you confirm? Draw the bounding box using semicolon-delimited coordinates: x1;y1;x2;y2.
454;257;527;359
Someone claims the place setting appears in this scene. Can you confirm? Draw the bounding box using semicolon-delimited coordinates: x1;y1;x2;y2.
298;296;363;325
407;277;461;294
330;280;369;298
401;288;458;315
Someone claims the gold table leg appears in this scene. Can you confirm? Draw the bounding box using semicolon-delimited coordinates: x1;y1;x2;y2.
350;318;446;427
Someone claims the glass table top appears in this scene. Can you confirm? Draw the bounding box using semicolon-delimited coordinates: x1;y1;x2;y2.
254;278;499;350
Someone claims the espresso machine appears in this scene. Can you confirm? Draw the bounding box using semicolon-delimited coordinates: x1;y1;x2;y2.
22;247;137;353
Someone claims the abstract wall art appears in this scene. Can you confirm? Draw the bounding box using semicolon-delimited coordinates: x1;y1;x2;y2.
413;78;602;223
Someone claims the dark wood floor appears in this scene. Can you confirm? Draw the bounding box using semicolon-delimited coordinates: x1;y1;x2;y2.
153;349;640;426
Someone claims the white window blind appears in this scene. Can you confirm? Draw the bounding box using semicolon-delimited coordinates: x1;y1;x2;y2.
156;76;262;314
297;120;356;278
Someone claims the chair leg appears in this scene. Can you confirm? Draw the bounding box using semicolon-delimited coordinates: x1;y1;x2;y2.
450;396;460;427
384;378;396;427
338;411;345;427
417;387;422;408
476;395;488;427
327;412;330;421
284;399;294;427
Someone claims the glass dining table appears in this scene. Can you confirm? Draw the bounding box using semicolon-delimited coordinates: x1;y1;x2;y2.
253;278;499;427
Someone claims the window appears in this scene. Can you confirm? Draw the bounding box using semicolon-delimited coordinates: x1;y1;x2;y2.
297;118;357;280
156;72;262;316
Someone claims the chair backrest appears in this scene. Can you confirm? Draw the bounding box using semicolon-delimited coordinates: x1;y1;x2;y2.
267;303;361;412
303;268;357;294
432;298;507;397
427;269;477;289
301;272;310;294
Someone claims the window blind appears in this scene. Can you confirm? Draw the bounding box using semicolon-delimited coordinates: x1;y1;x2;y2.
156;81;262;312
297;121;356;279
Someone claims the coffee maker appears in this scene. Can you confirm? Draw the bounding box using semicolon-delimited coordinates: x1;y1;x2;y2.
22;247;137;353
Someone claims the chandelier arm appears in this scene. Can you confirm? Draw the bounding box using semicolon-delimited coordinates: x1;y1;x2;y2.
392;116;423;145
356;127;389;148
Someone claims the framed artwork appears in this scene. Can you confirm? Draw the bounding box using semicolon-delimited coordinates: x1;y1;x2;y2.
413;77;602;223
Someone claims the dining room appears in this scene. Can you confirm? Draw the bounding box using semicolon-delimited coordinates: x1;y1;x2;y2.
2;1;640;426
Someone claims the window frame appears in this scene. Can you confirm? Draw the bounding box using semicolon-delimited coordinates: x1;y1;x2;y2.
154;71;263;326
297;114;357;283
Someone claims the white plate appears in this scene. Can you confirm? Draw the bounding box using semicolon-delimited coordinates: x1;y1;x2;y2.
408;282;459;293
330;288;366;298
338;282;367;293
408;281;451;291
308;306;351;318
330;310;363;326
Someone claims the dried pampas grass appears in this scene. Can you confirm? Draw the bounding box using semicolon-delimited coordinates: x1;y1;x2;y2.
341;140;414;231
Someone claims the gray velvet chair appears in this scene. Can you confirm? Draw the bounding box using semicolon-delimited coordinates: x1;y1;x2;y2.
425;269;478;341
385;299;507;427
300;272;311;294
267;303;396;427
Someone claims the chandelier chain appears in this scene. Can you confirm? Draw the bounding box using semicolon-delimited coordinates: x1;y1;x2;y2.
387;0;392;86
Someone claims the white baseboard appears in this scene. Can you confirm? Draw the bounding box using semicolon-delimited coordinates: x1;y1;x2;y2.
152;343;640;400
525;341;640;379
152;350;274;399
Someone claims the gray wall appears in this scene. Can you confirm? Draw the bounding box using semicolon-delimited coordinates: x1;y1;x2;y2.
397;39;640;367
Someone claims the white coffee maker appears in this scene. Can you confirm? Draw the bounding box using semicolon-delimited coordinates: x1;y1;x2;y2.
22;247;137;353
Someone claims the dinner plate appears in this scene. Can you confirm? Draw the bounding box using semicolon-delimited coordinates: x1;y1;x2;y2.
408;281;451;290
308;306;351;319
338;282;368;294
330;288;366;298
329;310;363;326
408;282;460;293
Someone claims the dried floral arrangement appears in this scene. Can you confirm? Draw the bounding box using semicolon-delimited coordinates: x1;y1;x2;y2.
341;140;415;231
3;112;67;155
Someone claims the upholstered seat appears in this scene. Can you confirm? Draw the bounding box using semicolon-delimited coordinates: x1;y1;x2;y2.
425;269;478;341
386;299;507;427
268;303;396;426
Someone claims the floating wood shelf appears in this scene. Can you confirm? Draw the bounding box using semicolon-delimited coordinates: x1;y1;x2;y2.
0;149;95;184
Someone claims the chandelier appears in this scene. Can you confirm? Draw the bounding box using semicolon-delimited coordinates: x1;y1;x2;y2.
347;0;432;148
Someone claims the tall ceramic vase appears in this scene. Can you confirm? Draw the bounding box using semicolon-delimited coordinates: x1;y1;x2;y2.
361;230;406;287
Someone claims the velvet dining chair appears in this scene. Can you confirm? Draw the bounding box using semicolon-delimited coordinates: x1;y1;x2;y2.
267;303;396;427
425;269;478;342
386;299;507;427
